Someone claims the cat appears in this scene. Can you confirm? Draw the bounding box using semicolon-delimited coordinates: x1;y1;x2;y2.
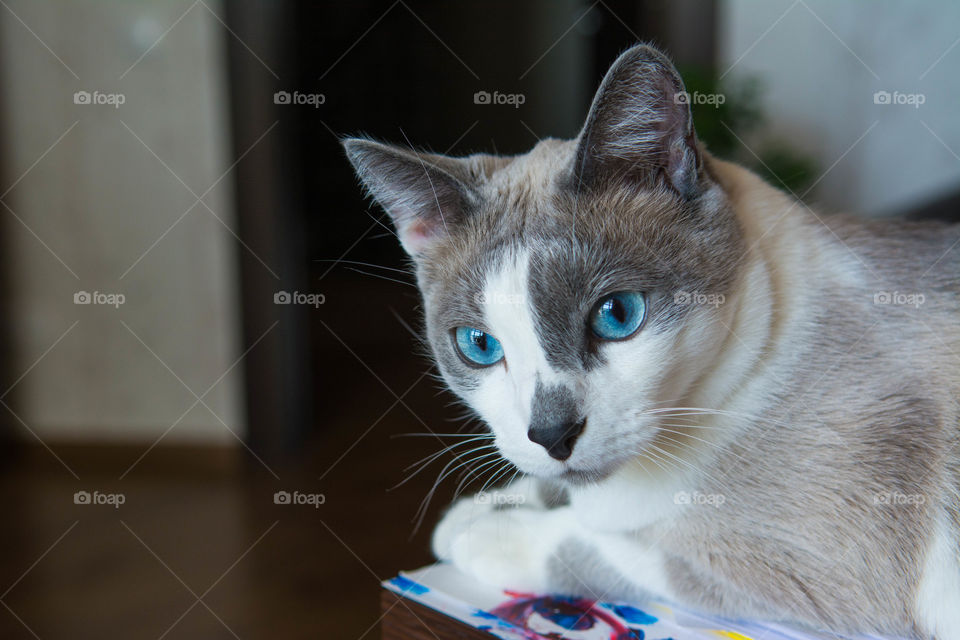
344;44;960;639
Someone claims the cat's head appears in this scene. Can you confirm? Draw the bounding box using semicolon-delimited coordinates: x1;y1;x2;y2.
345;45;744;484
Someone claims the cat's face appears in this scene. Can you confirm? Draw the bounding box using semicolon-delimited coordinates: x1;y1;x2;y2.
345;45;744;483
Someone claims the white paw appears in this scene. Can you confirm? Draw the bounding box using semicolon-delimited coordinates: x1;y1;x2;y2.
432;496;495;561
448;508;556;592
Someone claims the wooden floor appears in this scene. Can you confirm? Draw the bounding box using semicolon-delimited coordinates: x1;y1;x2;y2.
0;312;480;638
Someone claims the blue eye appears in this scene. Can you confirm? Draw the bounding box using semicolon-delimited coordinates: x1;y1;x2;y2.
454;327;505;367
590;292;646;340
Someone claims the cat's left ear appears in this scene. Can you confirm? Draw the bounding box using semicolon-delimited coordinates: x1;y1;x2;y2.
343;138;478;256
570;44;703;199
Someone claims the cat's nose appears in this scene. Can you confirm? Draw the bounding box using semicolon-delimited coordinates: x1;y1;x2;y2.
527;418;585;461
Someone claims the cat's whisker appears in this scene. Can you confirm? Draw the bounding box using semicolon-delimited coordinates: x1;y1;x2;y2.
634;446;673;476
642;445;687;479
504;467;524;492
478;459;515;497
486;466;517;497
393;442;496;490
387;306;425;347
647;443;737;497
654;429;746;462
452;454;505;497
400;440;495;477
632;451;661;478
360;208;403;242
426;445;497;489
411;449;503;532
343;266;417;288
453;455;503;499
400;435;493;465
437;450;502;487
405;442;496;478
394;432;494;438
314;258;409;275
414;462;488;535
654;430;754;468
645;406;793;428
656;420;722;430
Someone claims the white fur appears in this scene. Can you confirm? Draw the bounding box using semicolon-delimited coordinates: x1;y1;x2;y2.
468;249;567;476
433;478;674;599
916;510;960;639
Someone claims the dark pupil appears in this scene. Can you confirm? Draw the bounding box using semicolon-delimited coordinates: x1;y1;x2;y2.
471;330;487;351
607;298;627;324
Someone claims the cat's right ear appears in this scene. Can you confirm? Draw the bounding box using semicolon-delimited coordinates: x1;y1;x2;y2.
343;138;476;257
569;44;703;199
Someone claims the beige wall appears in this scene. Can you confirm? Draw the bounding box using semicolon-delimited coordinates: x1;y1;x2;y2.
0;0;245;443
721;0;960;216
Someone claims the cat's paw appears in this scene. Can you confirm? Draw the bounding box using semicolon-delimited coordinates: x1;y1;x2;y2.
433;480;551;562
446;508;559;592
432;496;495;561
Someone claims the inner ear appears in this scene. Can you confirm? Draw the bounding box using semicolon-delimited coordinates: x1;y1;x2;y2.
570;44;702;199
343;139;478;256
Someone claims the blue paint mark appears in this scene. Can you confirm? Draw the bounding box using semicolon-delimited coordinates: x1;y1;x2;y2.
473;609;498;620
390;575;428;595
613;605;658;625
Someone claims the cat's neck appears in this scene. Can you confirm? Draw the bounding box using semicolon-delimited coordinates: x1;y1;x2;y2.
662;157;796;436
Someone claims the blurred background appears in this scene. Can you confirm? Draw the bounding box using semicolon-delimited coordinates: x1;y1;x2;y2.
0;0;958;637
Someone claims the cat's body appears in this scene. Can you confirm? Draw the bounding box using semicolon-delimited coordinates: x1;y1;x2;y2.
346;45;960;639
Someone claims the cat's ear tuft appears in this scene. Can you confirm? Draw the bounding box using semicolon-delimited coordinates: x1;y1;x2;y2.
570;44;702;198
343;138;475;256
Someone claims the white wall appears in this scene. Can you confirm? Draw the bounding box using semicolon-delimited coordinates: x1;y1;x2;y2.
720;0;960;216
0;0;245;443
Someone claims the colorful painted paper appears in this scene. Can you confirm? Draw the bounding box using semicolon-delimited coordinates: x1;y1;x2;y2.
384;564;898;640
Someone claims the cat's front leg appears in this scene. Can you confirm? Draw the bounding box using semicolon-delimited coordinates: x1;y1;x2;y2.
434;502;675;601
434;503;578;592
